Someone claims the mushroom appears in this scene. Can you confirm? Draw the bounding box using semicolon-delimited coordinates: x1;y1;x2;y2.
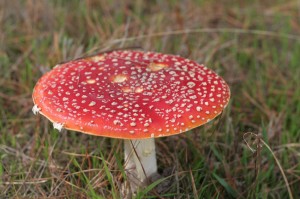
32;50;230;193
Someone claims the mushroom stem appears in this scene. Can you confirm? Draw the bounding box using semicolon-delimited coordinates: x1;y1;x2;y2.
124;138;157;192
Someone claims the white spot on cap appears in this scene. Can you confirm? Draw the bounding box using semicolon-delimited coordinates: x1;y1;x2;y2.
196;106;202;111
111;74;128;83
187;82;196;88
32;105;41;115
148;62;168;71
190;95;197;100
63;97;68;101
135;87;144;93
89;101;96;106
53;122;63;132
130;122;136;127
122;87;132;93
90;55;105;62
87;79;96;84
113;120;121;125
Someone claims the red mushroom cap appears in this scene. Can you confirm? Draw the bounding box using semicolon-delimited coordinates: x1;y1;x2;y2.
32;50;230;139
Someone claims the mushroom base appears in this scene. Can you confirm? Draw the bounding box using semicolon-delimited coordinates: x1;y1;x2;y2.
124;138;157;193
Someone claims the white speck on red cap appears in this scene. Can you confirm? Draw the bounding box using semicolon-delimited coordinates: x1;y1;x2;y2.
32;104;41;115
53;122;64;132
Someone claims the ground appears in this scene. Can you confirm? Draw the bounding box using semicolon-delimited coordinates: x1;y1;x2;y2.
0;0;300;198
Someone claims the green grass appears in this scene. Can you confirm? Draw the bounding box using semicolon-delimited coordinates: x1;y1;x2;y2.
1;0;300;198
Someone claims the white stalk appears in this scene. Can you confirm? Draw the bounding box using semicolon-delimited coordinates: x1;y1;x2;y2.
124;138;157;192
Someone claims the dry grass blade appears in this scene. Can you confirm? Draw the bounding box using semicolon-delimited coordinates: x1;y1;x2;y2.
1;179;50;185
243;132;294;199
109;28;300;44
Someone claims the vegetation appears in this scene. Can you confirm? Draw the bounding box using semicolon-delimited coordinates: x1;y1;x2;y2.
1;0;299;198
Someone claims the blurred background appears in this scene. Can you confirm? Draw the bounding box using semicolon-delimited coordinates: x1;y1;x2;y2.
1;0;300;198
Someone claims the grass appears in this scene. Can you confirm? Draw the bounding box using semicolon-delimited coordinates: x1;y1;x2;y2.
1;0;300;198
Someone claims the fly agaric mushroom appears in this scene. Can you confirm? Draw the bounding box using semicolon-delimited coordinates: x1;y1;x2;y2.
32;50;230;193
